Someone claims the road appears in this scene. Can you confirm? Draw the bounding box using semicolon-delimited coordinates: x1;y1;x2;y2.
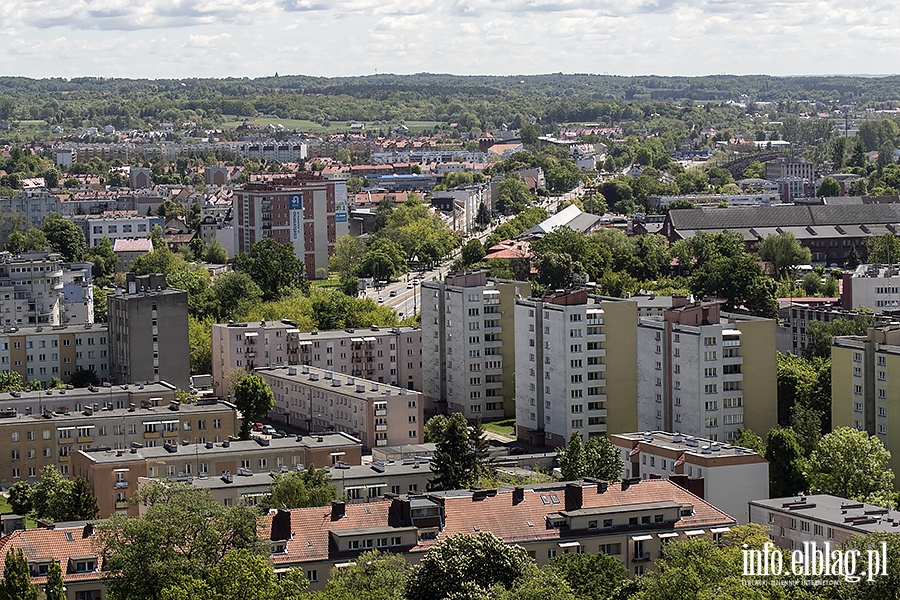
360;189;580;317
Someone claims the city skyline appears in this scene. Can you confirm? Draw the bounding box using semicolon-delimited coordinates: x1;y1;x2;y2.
2;0;898;79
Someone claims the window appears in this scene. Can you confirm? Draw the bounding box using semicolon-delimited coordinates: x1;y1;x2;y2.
307;570;318;583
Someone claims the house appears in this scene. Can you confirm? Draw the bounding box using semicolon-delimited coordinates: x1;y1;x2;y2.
112;238;153;272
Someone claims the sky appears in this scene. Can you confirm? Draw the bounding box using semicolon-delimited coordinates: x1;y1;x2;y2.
1;0;898;79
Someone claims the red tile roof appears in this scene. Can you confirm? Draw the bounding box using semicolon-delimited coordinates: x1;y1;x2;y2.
0;524;104;585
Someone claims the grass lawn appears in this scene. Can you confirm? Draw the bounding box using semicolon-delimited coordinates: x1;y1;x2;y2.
482;418;515;439
0;494;37;528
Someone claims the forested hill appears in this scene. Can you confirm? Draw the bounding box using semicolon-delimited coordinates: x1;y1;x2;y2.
0;73;898;104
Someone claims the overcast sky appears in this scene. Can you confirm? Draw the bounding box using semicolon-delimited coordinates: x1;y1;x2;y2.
2;0;898;79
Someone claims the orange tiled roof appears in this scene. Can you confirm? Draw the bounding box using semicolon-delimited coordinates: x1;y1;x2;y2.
0;524;104;585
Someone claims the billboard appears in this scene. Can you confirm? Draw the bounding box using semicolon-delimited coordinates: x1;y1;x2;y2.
290;194;303;242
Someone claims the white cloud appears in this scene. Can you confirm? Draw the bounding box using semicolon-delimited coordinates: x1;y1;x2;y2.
0;0;895;78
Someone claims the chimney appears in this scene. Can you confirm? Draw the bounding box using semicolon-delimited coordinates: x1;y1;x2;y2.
392;497;411;526
564;483;583;511
82;523;94;538
271;508;291;541
621;477;641;492
513;486;525;505
596;480;609;493
687;477;705;500
331;500;346;521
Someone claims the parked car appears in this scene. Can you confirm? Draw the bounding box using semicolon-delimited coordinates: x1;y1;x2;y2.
252;422;264;432
262;425;276;435
390;290;398;297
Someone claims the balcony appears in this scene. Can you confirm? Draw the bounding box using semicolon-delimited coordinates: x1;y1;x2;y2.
115;500;129;509
59;437;74;445
163;430;179;438
375;425;388;432
374;409;387;417
722;340;741;347
114;481;129;489
77;436;93;444
144;431;160;439
632;552;651;563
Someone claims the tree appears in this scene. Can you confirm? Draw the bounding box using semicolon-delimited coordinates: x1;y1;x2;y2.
88;236;117;285
583;435;624;481
461;239;485;266
69;476;100;520
495;175;532;215
210;271;263;321
43;561;66;600
423;414;448;443
405;533;533;600
321;549;409;600
0;548;39;600
548;551;627;600
329;235;365;281
70;368;100;388
189;316;213;375
429;413;489;491
233;238;306;300
203;238;228;264
816;177;841;197
7;481;32;515
803;316;874;360
5;228;47;254
757;232;811;281
233;375;275;439
866;233;900;264
41;213;87;261
765;428;807;498
267;467;337;509
834;532;900;600
0;371;25;393
807;427;894;502
558;434;586;481
732;428;766;456
96;481;261;600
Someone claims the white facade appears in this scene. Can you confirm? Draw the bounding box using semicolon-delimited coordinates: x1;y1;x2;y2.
421;272;526;420
637;317;746;441
514;294;610;446
61;262;94;324
239;141;308;162
73;214;166;247
0;251;65;326
845;264;900;312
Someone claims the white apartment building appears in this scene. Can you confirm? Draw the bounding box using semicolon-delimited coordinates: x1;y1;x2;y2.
256;364;424;448
61;262;94;324
612;431;769;523
430;184;489;234
636;298;777;443
842;264;900;313
72;213;166;247
421;271;528;420
239;140;308;163
0;251;65;326
514;290;638;447
0;189;61;235
211;321;422;399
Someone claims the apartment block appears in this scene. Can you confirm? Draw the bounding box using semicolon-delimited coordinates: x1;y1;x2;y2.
514;290;638;447
61;262;94;324
153;456;432;511
108;274;190;390
0;389;236;488
421;271;529;420
832;325;900;474
750;494;900;551
0;251;64;326
73;432;360;517
841;264;900;313
611;431;768;523
636;298;777;442
72;212;165;247
211;321;422;398
0;190;60;239
0;477;735;595
234;175;350;278
256;364;424;449
0;323;108;385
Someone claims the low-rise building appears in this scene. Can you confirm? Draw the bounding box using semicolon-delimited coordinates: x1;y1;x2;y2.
842;264;900;313
750;494;900;550
256;365;424;449
211;322;422;398
73;212;165;247
73;432;361;516
0;323;109;386
611;431;768;523
0;389;236;487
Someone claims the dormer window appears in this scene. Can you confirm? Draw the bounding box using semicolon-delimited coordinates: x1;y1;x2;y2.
68;556;97;573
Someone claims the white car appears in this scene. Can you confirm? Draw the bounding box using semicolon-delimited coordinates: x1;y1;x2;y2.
377;297;384;303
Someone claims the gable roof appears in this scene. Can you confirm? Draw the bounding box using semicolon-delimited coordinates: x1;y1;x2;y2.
668;204;900;232
0;524;102;585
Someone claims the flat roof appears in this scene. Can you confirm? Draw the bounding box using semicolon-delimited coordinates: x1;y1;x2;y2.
750;495;900;534
256;365;417;397
611;431;764;461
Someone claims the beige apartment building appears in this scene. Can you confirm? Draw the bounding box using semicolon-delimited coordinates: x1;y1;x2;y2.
514;290;638;446
832;324;900;475
211;321;422;397
0;387;237;487
636;298;777;442
0;251;65;326
108;273;190;390
611;431;769;523
72;432;362;517
0;323;109;386
421;271;530;420
256;364;424;448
